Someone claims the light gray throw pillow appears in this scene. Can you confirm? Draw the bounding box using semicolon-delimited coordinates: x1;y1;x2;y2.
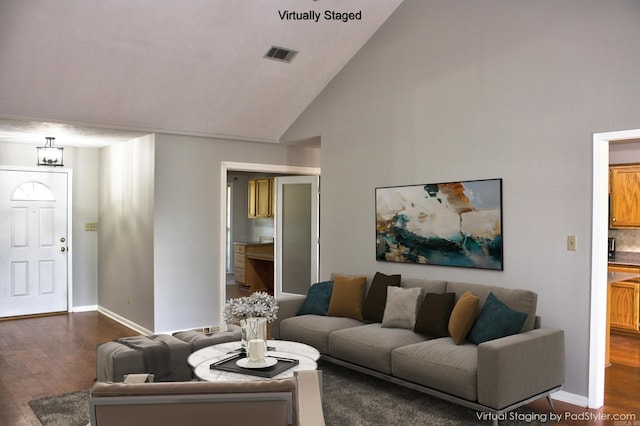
381;286;424;329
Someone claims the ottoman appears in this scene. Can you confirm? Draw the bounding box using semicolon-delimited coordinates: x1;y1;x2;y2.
96;334;192;382
172;324;242;351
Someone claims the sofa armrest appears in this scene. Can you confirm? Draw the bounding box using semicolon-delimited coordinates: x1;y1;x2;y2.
477;328;565;409
271;295;306;339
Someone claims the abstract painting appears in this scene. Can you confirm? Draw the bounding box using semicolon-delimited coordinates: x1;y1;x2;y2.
376;179;503;270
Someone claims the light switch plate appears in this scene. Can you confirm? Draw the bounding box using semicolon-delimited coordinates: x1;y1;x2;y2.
85;222;98;231
567;235;577;251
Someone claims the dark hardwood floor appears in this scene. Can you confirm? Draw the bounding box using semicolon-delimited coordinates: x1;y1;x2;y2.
0;312;138;426
527;332;640;425
1;311;638;425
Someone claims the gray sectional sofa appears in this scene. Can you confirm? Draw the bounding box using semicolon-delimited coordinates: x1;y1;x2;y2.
272;273;565;423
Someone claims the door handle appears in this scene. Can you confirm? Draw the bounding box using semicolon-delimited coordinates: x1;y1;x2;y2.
61;247;66;252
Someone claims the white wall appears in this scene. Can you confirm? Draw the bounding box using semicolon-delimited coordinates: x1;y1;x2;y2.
0;141;100;308
282;0;640;401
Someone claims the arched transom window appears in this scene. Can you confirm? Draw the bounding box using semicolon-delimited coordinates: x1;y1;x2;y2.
11;181;55;201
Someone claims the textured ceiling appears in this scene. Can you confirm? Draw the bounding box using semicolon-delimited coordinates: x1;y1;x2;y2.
0;0;402;147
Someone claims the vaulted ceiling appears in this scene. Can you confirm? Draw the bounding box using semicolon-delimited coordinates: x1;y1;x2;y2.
0;0;402;148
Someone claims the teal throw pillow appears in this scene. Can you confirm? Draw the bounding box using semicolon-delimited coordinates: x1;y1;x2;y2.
467;292;528;345
296;281;334;316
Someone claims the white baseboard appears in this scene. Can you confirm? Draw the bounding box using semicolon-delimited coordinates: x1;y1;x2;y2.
69;305;225;336
70;304;98;313
97;306;153;335
551;390;588;408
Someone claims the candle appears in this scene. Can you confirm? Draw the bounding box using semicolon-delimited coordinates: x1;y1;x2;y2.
249;338;265;362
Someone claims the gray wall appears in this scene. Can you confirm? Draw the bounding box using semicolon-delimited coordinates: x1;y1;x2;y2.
99;135;156;331
282;0;640;401
0;141;100;308
152;134;319;332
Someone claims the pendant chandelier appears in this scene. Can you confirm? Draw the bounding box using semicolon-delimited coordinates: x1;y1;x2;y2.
36;137;64;167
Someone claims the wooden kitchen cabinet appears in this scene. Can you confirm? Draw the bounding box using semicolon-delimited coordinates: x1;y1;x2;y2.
248;178;274;218
233;243;246;284
608;265;640;334
610;165;640;228
232;242;274;291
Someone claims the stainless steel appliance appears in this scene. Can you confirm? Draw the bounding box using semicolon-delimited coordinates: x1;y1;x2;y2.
608;237;616;260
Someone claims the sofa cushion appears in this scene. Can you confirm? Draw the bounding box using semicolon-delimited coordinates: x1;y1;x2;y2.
446;281;537;332
279;314;365;354
467;292;528;344
392;338;478;401
381;286;424;329
327;275;367;320
328;323;427;374
362;272;401;322
297;280;334;316
413;292;456;337
448;291;480;344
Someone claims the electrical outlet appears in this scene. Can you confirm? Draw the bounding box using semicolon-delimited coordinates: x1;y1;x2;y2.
567;235;577;251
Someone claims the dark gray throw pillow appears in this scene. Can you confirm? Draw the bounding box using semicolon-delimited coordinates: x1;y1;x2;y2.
362;272;401;322
296;281;334;316
413;292;456;337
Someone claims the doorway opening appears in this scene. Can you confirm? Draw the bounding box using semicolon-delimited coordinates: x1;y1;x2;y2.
590;128;640;408
219;162;321;318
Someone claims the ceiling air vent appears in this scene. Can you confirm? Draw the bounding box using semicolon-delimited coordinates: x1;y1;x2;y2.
264;46;298;63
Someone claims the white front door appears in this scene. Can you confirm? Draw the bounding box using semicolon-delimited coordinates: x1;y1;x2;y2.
275;176;319;298
0;169;69;317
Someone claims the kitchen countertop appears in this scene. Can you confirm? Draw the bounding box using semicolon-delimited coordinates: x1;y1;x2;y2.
607;271;640;283
609;251;640;267
233;241;274;246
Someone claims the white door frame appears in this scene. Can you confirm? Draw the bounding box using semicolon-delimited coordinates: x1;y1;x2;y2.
219;162;321;324
590;128;640;408
0;165;73;314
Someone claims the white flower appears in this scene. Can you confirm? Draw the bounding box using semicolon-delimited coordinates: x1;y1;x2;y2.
223;291;279;324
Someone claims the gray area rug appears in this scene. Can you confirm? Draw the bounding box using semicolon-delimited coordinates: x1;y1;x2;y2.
29;360;554;425
28;389;90;426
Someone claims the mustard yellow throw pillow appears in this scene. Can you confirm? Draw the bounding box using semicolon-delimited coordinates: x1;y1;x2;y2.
327;275;367;320
448;291;480;344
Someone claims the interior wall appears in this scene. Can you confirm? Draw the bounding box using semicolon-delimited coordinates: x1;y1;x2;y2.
282;0;640;402
98;135;155;331
152;134;319;333
610;140;640;164
0;141;100;308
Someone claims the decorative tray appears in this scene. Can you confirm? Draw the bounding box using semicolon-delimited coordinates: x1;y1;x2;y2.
210;353;299;378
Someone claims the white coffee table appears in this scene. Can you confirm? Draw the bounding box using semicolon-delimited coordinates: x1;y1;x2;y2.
189;340;320;382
